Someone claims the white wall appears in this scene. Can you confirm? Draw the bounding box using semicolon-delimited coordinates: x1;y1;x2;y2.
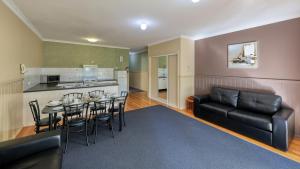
148;37;195;109
0;1;42;141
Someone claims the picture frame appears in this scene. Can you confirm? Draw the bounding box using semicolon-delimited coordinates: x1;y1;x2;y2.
228;41;258;69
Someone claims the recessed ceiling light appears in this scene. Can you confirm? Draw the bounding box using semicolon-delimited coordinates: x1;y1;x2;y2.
140;23;148;31
192;0;200;3
86;38;99;43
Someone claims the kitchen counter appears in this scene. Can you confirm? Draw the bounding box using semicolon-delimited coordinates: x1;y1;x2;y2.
24;80;118;93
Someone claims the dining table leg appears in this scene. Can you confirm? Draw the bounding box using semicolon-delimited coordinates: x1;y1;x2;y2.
53;113;58;129
111;99;115;121
49;113;53;131
118;102;123;132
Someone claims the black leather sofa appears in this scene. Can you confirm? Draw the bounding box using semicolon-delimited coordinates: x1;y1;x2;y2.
194;87;295;151
0;131;62;169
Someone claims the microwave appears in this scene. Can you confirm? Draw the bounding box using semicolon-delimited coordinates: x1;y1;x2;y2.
41;75;60;84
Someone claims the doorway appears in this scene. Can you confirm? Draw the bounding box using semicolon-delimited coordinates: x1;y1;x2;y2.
150;54;178;107
157;56;168;101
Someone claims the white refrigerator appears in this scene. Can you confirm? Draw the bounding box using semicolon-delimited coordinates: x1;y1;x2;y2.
114;71;129;94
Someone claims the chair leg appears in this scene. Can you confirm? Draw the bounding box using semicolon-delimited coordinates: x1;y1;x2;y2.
54;119;61;130
122;109;126;127
36;126;40;134
53;114;58;129
64;125;69;153
85;123;89;146
94;119;98;144
62;116;65;129
108;119;112;130
88;110;93;122
112;111;115;121
110;118;114;138
91;119;95;135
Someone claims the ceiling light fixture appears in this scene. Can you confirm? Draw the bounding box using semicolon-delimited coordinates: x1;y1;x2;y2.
140;23;148;31
192;0;200;3
86;38;99;43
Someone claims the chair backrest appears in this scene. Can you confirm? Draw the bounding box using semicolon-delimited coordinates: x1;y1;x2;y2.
120;91;128;97
110;97;126;114
88;90;104;98
63;103;89;121
94;100;111;115
29;100;41;123
63;93;83;99
120;91;128;105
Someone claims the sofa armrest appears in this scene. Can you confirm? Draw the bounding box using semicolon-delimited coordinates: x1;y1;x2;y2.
193;95;209;117
0;131;61;166
272;108;295;151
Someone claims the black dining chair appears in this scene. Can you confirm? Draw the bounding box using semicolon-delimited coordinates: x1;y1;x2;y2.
29;100;61;134
62;103;90;153
92;100;114;144
110;91;128;126
88;90;106;118
120;91;128;126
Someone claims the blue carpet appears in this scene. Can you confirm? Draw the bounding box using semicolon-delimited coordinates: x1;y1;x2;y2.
62;105;300;169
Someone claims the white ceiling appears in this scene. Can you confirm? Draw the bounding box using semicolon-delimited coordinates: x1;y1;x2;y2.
6;0;300;50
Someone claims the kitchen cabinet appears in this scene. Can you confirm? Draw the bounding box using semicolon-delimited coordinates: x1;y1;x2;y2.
158;78;167;90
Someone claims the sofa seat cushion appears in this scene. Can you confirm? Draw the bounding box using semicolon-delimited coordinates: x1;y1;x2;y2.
199;103;235;117
228;110;272;132
5;148;62;169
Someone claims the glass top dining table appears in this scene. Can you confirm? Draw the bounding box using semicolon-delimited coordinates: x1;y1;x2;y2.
42;95;126;131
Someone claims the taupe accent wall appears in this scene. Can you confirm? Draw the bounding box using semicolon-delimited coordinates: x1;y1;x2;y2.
195;18;300;136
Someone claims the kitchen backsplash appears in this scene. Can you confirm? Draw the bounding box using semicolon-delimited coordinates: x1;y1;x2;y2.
24;68;114;90
23;68;42;90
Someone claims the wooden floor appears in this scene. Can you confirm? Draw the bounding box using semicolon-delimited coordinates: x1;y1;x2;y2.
158;90;167;100
17;91;300;163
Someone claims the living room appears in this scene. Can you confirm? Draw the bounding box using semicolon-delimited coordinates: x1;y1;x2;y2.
1;0;300;169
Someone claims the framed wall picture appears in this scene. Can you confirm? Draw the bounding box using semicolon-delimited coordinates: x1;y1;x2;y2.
228;41;258;69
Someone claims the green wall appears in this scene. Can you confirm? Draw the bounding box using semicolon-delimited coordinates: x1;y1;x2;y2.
43;41;129;69
129;51;148;72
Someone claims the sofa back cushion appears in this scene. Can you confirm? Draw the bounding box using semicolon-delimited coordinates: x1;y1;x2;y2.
210;87;239;107
238;91;282;115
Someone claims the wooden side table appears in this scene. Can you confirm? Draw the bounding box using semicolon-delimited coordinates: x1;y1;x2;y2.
186;96;194;113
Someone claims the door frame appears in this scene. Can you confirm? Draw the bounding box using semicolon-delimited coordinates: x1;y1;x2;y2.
148;52;179;108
